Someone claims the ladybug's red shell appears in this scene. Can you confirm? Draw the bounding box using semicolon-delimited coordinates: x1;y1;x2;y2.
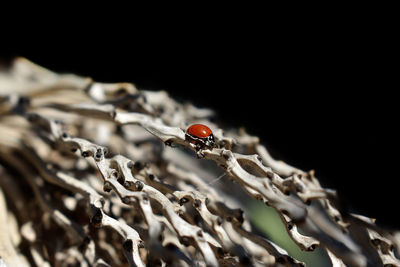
185;124;216;150
187;124;212;138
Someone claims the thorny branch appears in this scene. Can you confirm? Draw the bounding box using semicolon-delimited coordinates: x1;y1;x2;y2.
0;58;399;266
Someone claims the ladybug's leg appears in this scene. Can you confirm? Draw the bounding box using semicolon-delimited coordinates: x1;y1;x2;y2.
195;142;203;151
196;148;205;159
193;142;206;158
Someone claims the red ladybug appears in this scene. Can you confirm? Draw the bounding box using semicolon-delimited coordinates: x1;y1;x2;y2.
185;124;216;150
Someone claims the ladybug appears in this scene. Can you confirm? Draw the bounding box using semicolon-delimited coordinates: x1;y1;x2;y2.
185;124;216;150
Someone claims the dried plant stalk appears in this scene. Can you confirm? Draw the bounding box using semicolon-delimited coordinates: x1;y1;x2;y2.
0;58;399;266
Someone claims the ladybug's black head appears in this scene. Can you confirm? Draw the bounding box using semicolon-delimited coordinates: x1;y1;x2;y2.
205;134;216;148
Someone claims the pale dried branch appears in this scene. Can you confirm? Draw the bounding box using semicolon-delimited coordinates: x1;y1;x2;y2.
1;57;399;267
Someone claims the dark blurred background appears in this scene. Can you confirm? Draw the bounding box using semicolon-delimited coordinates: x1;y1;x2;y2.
1;17;397;229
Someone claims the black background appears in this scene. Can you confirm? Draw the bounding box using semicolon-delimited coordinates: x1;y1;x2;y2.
1;16;397;228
